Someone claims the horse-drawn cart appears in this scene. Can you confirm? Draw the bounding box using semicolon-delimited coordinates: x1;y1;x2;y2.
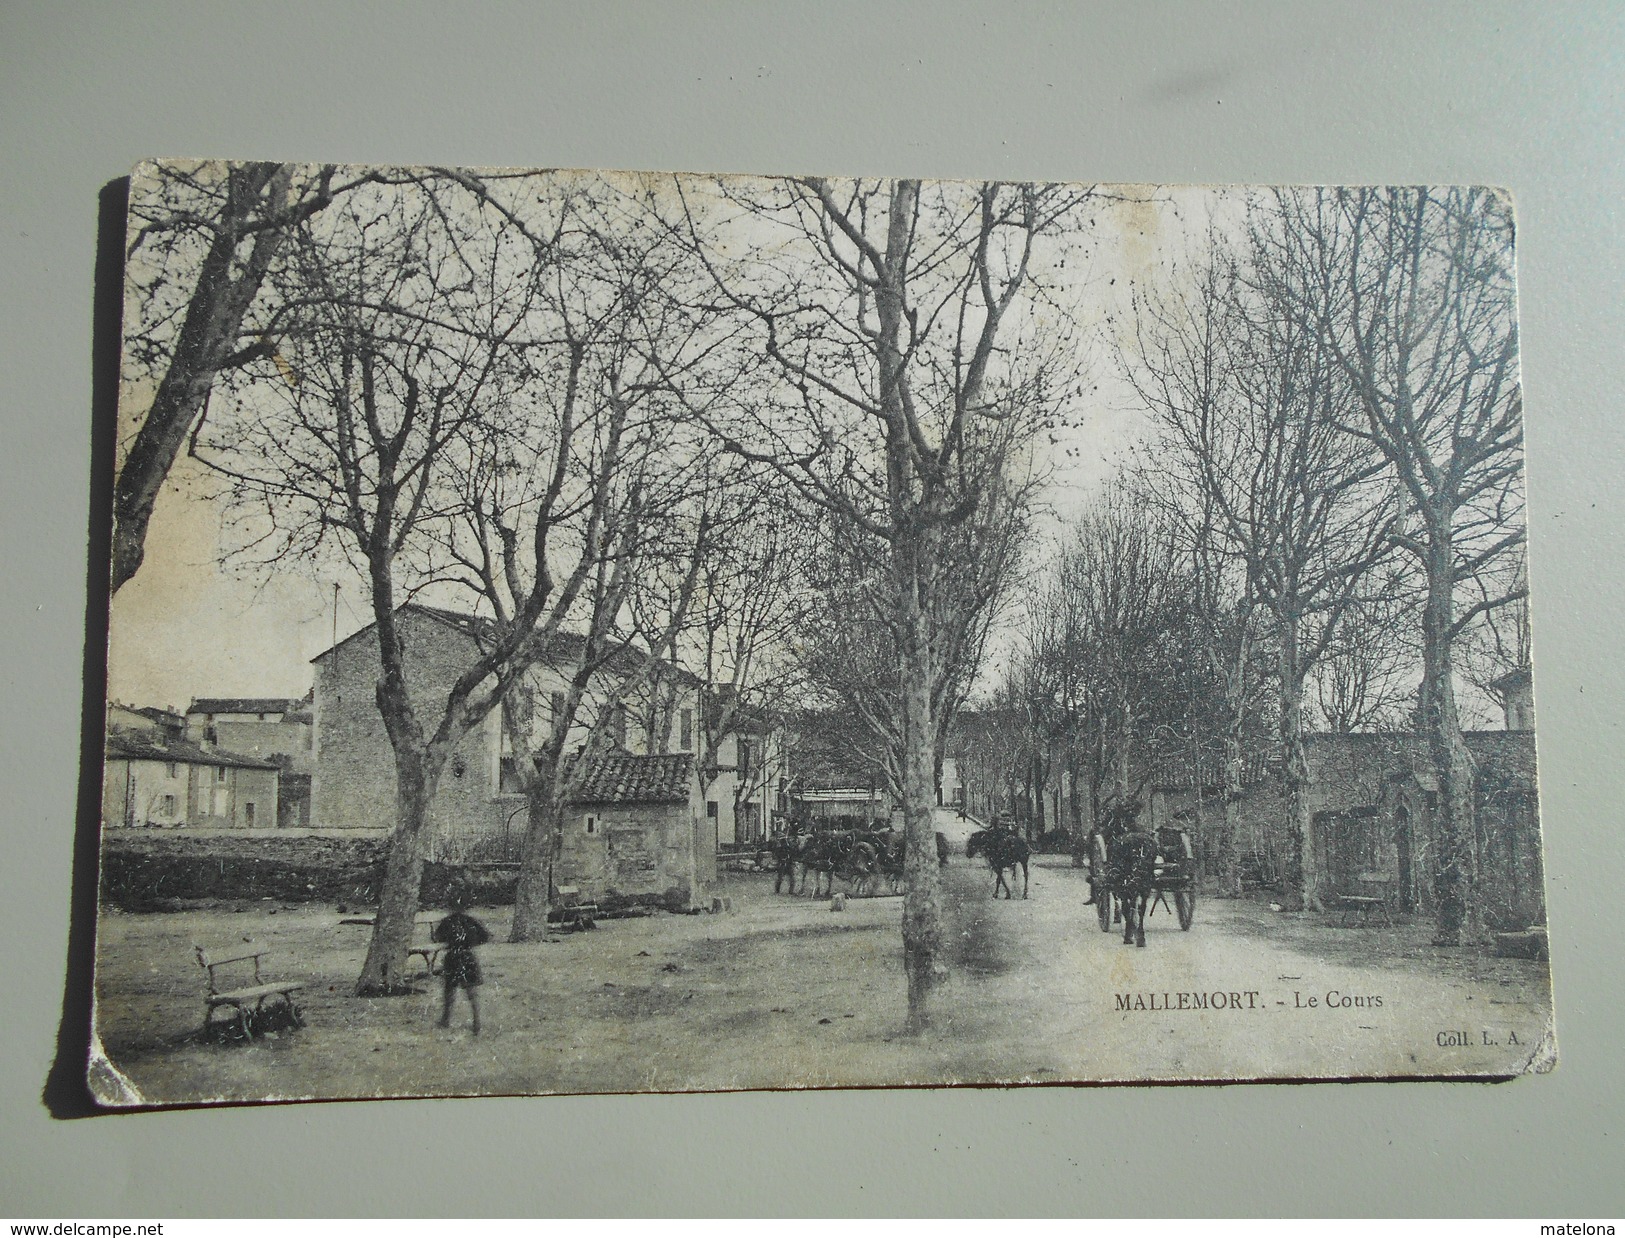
1090;826;1197;933
757;830;885;896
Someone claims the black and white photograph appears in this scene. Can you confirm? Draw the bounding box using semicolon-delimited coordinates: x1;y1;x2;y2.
93;163;1551;1105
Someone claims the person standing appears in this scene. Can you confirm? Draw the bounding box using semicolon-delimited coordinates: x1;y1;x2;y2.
433;887;490;1035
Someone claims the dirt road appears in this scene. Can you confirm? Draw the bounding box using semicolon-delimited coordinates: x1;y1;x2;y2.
93;844;1554;1104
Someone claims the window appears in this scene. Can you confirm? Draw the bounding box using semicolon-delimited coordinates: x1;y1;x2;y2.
585;815;596;835
160;794;176;815
706;801;719;819
244;802;256;827
216;766;228;782
550;691;566;728
679;708;693;751
738;739;753;777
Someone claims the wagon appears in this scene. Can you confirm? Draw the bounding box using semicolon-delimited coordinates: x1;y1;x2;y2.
763;829;887;897
1089;826;1196;932
814;831;884;897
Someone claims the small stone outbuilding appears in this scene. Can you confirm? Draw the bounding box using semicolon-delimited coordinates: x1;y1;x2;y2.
557;750;714;909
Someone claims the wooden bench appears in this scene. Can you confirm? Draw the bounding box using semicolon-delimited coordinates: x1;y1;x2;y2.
1337;871;1396;927
195;943;305;1039
546;885;598;931
406;911;448;978
339;910;450;978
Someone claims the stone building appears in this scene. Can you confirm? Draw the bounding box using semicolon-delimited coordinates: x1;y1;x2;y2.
185;694;314;827
1491;664;1535;731
308;604;706;854
703;702;789;848
107;701;186;744
557;750;713;905
103;732;280;830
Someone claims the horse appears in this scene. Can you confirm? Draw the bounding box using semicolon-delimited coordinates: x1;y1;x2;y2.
1087;801;1146;920
864;828;906;893
799;830;878;897
758;830;807;894
1105;830;1161;947
965;827;1030;899
853;828;952;893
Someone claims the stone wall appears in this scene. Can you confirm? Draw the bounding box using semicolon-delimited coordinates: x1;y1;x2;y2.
1150;731;1545;926
98;830;516;911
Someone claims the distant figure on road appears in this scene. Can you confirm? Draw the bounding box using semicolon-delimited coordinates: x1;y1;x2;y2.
433;887;491;1036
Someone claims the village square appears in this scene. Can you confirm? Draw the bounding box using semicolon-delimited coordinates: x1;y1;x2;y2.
94;165;1550;1103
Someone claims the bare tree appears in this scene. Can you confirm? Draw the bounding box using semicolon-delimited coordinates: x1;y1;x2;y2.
667;176;1092;1030
500;495;711;942
1058;486;1195;822
1307;576;1418;733
114;161;390;592
945;703;1029;825
798;481;1027;814
672;463;819;817
1126;220;1396;911
1455;548;1532;728
1273;187;1525;943
408;184;727;944
197;171;698;990
1121;250;1265;897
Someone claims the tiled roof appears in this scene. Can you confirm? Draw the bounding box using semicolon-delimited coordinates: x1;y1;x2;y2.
570;751;696;805
109;702;185;727
105;734;280;770
1489;664;1533;694
188;697;307;716
313;604;702;685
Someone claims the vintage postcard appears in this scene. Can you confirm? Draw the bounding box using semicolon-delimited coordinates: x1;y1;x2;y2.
92;163;1552;1105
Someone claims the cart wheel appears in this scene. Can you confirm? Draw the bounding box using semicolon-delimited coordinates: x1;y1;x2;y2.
847;842;877;896
1175;889;1195;930
1091;835;1113;932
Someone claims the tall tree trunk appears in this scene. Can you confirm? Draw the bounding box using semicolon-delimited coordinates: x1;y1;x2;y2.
1277;617;1322;912
1029;752;1047;840
356;753;435;995
1068;750;1088;867
1217;639;1248;899
1420;540;1480;945
899;606;944;1034
1220;728;1246;900
1115;695;1133;810
510;757;562;941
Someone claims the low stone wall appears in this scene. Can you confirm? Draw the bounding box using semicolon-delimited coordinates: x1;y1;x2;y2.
99;830;517;911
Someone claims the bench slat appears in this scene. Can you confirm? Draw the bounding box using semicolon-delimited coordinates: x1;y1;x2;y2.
197;948;268;968
208;981;305;1004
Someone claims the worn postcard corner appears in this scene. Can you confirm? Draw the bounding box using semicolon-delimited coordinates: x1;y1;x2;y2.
93;164;1551;1104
